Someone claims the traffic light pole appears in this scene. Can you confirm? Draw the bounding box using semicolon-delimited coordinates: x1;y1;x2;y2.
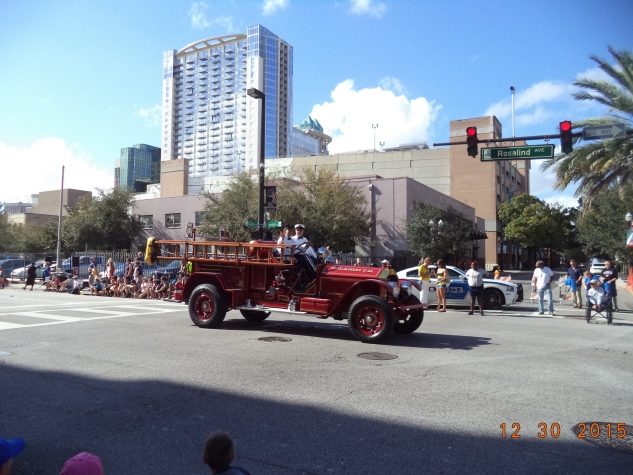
434;132;584;147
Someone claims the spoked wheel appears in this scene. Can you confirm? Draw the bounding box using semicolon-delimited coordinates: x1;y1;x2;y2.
240;309;271;322
348;295;395;343
483;289;503;310
585;306;591;324
394;296;424;334
188;284;227;328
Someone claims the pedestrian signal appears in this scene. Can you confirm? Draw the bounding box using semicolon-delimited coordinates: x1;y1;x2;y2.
466;127;478;157
560;121;573;154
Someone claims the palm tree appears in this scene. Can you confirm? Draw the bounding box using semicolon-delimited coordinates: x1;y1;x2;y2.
541;47;633;206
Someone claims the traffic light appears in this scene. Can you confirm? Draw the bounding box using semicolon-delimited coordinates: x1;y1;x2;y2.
560;120;573;154
466;126;478;157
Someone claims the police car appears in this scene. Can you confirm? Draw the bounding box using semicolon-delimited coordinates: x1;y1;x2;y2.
397;265;522;309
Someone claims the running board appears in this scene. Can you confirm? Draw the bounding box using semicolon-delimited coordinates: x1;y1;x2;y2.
235;306;307;315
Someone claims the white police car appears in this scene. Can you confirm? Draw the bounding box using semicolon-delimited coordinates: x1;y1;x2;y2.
397;265;522;309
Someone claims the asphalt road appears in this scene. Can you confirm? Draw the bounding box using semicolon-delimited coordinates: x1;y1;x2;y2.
1;280;632;474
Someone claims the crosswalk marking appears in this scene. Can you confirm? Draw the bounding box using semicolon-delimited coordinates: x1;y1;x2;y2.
0;303;182;332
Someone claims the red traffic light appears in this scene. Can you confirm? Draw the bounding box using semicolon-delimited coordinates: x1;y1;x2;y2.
560;121;572;132
467;126;477;137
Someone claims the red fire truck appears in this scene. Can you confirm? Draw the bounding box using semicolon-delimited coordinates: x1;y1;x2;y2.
145;238;424;343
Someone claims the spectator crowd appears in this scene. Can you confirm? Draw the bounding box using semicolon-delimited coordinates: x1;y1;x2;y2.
1;431;251;474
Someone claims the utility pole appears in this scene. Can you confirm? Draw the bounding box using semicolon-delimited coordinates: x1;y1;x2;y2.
56;166;64;270
247;87;266;239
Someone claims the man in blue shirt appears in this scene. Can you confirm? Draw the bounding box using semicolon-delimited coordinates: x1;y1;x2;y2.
567;259;583;309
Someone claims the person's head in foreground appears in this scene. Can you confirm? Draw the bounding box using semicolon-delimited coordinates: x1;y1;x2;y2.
203;431;237;474
59;452;103;475
0;438;25;475
471;260;479;269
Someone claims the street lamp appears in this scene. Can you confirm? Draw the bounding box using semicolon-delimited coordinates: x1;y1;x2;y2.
247;87;266;239
372;124;378;151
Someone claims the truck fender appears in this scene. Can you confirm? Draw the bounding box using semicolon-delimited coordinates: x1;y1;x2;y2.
183;272;237;307
327;279;394;317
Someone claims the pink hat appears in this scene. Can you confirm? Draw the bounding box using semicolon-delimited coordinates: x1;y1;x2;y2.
59;452;103;475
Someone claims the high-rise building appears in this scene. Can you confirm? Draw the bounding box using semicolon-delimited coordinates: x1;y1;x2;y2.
291;115;331;156
162;25;293;194
119;144;161;193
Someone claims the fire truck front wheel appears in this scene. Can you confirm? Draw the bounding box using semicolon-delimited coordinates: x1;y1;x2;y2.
189;284;227;328
240;310;271;322
348;295;395;344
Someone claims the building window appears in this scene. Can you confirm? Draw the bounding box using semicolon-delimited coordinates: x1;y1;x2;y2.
165;213;181;228
139;215;153;229
195;211;211;227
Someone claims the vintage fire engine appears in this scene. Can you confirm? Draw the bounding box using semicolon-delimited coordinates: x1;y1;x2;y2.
145;237;424;343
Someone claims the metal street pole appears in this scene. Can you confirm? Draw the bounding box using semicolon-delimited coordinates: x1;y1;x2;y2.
372;124;378;151
56;165;64;270
247;87;266;239
510;86;515;144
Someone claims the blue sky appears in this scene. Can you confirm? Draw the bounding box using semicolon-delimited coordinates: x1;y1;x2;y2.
1;0;631;205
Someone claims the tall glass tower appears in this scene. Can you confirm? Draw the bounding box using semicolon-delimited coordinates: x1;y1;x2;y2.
162;25;293;193
119;144;161;193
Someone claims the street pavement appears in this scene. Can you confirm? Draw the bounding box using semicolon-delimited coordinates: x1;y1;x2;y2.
1;279;632;474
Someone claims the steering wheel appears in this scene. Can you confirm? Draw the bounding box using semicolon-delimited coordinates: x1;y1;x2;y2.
293;242;312;255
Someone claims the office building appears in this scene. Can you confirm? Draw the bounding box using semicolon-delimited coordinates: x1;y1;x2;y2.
32;189;92;217
291;115;331;156
1;202;32;214
118;144;161;193
161;25;293;195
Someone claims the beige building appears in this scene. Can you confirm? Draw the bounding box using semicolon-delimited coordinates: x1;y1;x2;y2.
6;213;61;226
32;189;92;217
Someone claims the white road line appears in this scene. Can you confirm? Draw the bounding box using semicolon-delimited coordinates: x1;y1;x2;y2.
13;311;84;322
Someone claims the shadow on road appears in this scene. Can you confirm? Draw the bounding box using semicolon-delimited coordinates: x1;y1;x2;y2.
218;317;492;350
2;364;630;475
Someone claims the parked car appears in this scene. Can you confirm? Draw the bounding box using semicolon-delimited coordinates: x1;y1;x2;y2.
11;261;57;280
150;260;182;282
0;259;31;277
397;265;522;309
589;262;606;275
62;256;105;276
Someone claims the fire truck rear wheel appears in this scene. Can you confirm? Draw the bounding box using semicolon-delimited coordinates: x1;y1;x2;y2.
189;284;227;328
348;295;395;344
240;310;271;322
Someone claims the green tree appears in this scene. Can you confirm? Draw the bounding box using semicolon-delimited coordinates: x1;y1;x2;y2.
275;168;373;251
63;187;140;251
541;47;633;204
576;184;633;261
0;214;16;253
197;173;259;243
498;194;575;253
405;202;473;262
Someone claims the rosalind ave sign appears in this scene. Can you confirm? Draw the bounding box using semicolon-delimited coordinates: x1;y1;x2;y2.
481;144;555;162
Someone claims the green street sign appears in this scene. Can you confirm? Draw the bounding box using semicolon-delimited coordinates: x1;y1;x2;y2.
244;220;282;228
480;144;555;161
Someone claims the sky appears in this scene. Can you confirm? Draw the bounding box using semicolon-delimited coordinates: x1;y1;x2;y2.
1;0;631;207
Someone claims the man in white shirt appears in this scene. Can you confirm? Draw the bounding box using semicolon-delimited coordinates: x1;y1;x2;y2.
587;280;606;309
277;224;294;257
291;224;316;258
532;260;555;315
465;260;485;316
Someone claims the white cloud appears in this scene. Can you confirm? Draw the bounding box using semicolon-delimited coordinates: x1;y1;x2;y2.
0;138;114;203
189;2;234;31
485;81;573;120
544;194;579;209
378;76;405;95
189;2;210;28
309;79;440;154
349;0;386;18
138;105;162;127
263;0;289;15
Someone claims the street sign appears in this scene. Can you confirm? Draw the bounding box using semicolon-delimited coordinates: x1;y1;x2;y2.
245;220;282;228
627;230;633;248
583;123;626;140
265;185;277;211
480;144;555;161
